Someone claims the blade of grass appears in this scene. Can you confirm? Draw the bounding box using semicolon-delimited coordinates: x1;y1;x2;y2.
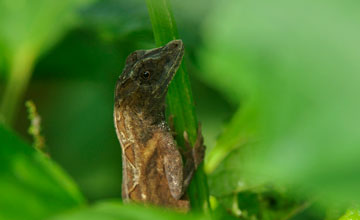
145;0;210;213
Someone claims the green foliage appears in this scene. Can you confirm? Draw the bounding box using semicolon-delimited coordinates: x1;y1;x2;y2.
208;144;311;220
0;125;84;220
50;200;207;220
200;0;360;206
339;209;360;220
0;0;95;124
205;104;258;174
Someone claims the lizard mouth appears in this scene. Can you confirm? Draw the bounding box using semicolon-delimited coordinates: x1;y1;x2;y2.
157;39;184;96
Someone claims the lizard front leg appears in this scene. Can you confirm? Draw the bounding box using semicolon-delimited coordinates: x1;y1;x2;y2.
160;132;184;200
162;123;205;200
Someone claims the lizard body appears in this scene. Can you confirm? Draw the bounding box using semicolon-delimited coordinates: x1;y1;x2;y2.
114;40;204;210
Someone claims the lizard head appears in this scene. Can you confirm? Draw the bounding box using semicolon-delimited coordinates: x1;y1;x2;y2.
115;40;184;119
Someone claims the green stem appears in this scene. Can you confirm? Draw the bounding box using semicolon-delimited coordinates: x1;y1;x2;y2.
0;47;35;126
145;0;211;213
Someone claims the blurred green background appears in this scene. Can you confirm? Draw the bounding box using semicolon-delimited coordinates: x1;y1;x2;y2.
1;0;360;219
1;0;234;202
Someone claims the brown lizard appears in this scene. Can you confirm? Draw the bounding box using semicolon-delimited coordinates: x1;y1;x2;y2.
113;40;205;211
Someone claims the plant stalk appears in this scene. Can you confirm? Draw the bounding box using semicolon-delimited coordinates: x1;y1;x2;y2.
145;0;211;213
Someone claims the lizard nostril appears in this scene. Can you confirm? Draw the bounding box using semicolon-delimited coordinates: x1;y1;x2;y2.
169;42;179;50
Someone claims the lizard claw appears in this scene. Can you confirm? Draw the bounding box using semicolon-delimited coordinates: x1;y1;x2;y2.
168;115;177;138
183;123;205;169
193;123;205;168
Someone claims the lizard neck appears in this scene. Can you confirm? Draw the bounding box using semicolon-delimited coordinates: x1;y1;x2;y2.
114;101;168;146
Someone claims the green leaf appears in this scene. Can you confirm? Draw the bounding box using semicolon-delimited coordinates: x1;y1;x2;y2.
205;104;258;174
0;125;84;220
200;0;360;205
208;145;254;198
50;200;207;220
0;0;95;125
208;139;315;219
339;209;360;220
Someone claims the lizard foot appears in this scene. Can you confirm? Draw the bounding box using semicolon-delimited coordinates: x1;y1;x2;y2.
183;123;206;169
181;123;206;191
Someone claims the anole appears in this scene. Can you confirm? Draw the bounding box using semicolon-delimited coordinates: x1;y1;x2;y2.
113;40;204;210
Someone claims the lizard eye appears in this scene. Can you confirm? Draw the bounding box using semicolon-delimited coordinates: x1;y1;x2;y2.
142;70;151;79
